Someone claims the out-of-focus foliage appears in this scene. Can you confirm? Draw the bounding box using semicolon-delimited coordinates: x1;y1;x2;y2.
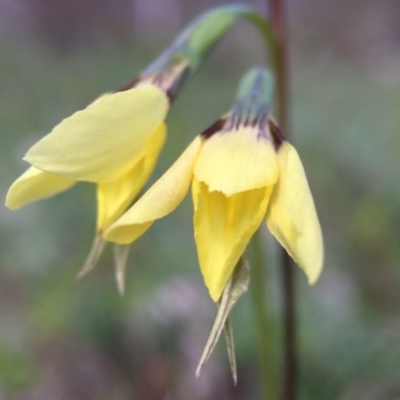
0;1;400;399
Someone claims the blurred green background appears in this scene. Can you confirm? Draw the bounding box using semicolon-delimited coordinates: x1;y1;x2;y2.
1;0;400;399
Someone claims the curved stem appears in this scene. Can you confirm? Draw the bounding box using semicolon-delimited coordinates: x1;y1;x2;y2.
241;10;278;69
186;5;277;66
250;231;278;400
144;5;277;79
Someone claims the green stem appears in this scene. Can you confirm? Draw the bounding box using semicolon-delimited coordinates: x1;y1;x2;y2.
268;1;298;399
185;5;277;66
143;5;277;83
250;231;278;400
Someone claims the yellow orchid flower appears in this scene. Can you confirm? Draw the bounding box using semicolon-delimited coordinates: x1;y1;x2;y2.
105;69;323;302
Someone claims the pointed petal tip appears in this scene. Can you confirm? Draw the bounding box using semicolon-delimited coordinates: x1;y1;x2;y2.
76;263;92;282
5;185;18;210
209;288;221;303
304;238;324;286
5;196;18;211
117;281;125;296
113;244;130;296
76;235;106;280
307;273;319;286
195;364;202;378
22;154;36;167
266;141;325;287
306;261;323;286
193;180;270;303
5;167;76;210
115;268;126;295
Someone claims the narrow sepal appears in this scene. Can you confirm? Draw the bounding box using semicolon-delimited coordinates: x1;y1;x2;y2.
196;257;250;379
113;244;131;295
76;235;106;280
223;317;237;385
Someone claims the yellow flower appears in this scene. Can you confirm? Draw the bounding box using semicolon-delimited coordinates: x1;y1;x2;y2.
5;8;283;295
6;83;169;276
105;112;324;302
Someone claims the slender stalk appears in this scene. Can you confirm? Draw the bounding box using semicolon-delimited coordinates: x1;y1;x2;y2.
250;231;278;400
269;0;288;132
280;251;296;400
268;1;298;399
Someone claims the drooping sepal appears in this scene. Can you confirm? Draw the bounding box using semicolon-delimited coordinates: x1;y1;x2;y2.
196;256;250;382
76;234;107;280
113;244;131;295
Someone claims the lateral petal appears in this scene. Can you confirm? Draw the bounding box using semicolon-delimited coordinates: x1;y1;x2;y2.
266;142;324;284
192;179;271;302
5;166;76;210
96;123;166;230
105;136;202;244
24;85;169;183
194;127;278;196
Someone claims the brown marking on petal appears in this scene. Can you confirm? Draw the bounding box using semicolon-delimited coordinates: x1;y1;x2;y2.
201;117;228;139
117;77;141;92
222;115;235;132
252;104;269;128
268;119;285;149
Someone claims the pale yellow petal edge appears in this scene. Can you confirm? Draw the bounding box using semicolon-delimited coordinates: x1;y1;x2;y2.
266;142;324;284
6;166;76;210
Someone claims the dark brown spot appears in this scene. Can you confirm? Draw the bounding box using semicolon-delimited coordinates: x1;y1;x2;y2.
166;65;191;103
268;119;285;149
200;117;228;139
117;77;140;92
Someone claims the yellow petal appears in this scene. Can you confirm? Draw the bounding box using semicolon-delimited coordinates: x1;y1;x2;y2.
5;166;76;210
24;85;169;183
96;123;166;230
194;127;278;196
266;142;324;284
192;178;272;302
105;136;202;244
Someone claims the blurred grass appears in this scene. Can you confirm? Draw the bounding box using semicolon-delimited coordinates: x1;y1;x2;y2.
0;20;400;399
